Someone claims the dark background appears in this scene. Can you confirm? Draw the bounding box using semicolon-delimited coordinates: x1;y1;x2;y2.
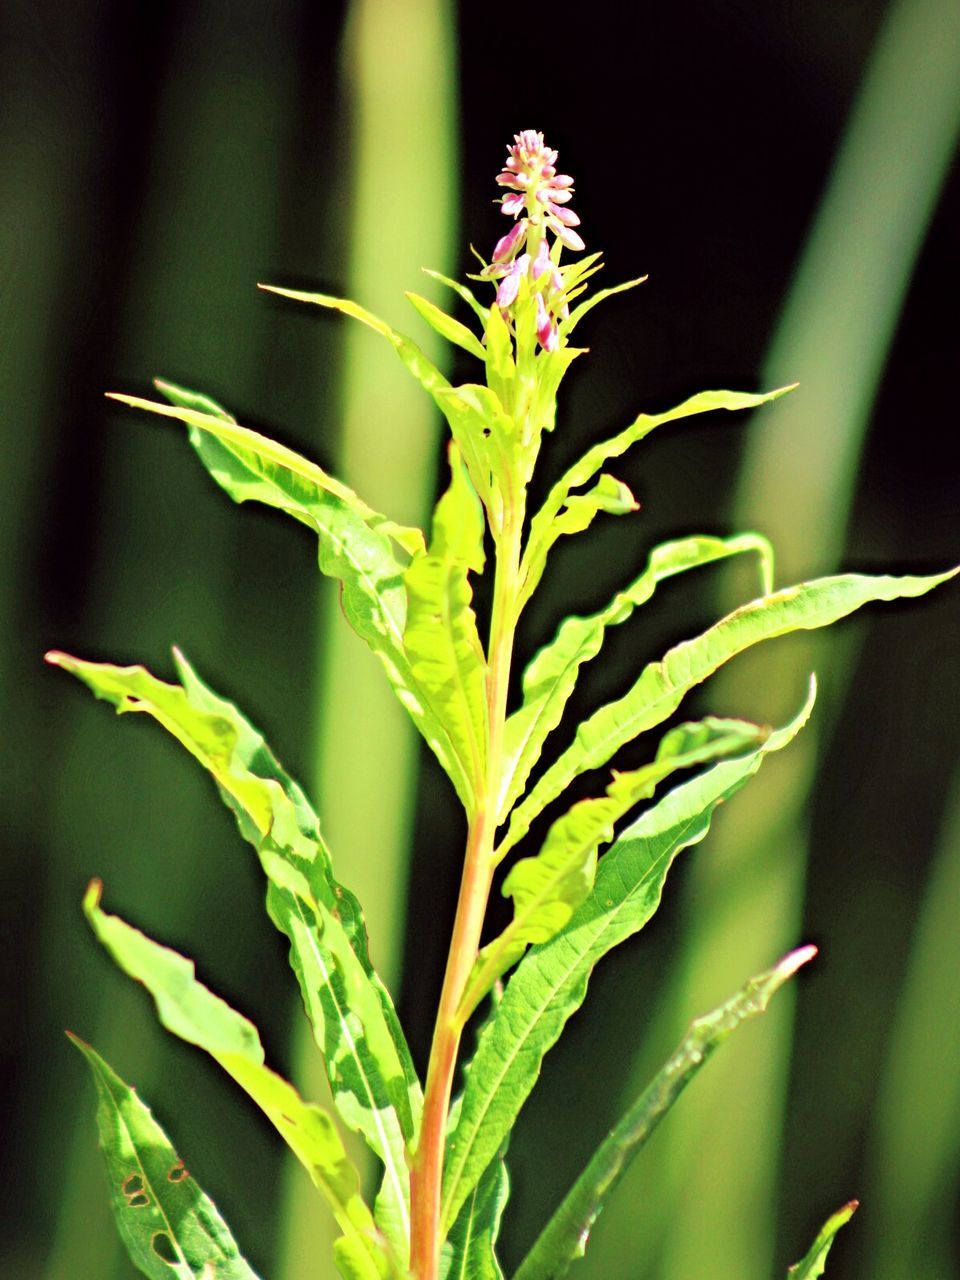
2;1;958;1277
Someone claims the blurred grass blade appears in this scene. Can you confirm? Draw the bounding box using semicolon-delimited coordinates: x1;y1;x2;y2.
69;1035;262;1280
865;766;960;1280
469;718;770;1006
499;532;775;822
280;3;458;1274
521;386;793;604
441;1161;509;1280
786;1202;858;1279
441;681;816;1232
500;568;955;859
514;947;817;1280
404;444;488;808
646;2;960;1277
47;648;420;1259
83;883;395;1280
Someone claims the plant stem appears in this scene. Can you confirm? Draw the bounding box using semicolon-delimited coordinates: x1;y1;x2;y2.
410;502;524;1280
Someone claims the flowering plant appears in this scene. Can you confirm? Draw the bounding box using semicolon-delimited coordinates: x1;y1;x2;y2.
49;129;954;1280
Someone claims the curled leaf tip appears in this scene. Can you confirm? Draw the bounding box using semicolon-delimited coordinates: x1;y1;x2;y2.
83;879;104;913
779;943;818;980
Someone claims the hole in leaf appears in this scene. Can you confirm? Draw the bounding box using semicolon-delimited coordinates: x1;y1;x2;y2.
152;1232;179;1265
167;1159;189;1183
121;1173;150;1208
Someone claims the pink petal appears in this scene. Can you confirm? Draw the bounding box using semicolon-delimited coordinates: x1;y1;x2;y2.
501;192;526;217
555;224;586;251
549;204;581;226
492;219;528;263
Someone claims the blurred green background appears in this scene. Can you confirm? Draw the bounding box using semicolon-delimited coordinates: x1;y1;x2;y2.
2;1;958;1277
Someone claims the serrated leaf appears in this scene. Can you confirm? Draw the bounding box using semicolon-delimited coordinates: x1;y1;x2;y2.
441;1160;509;1280
69;1035;262;1280
499;533;774;823
522;387;795;600
110;383;471;807
513;947;818;1280
404;446;489;799
83;884;394;1279
47;650;420;1260
787;1202;859;1279
467;718;768;1008
407;292;487;361
501;567;956;857
441;684;815;1230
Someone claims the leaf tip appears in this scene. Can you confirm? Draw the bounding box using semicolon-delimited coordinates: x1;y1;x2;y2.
83;878;104;917
779;943;818;981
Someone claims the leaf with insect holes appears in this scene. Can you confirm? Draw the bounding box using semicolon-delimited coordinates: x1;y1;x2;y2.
83;883;398;1280
499;532;774;822
47;649;420;1261
520;386;795;606
466;716;770;1011
441;684;815;1230
500;567;957;860
512;947;817;1280
70;1036;262;1280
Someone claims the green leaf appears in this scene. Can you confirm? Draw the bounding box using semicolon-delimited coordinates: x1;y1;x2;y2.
47;650;420;1260
441;1160;509;1280
110;384;472;806
404;445;489;800
518;472;639;603
83;883;394;1279
422;269;490;327
522;386;795;599
513;947;818;1280
152;379;426;558
787;1202;859;1279
468;717;770;1009
441;684;815;1230
69;1035;262;1280
432;382;515;531
501;566;957;857
259;284;451;402
560;273;648;337
499;534;774;824
407;292;487;361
